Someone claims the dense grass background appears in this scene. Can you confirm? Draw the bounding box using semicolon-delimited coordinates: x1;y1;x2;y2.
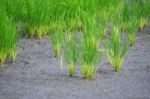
0;0;149;78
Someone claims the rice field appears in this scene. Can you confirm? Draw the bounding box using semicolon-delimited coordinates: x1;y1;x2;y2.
0;0;149;79
0;0;150;98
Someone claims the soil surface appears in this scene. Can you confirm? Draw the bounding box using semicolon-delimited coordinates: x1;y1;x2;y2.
0;23;150;99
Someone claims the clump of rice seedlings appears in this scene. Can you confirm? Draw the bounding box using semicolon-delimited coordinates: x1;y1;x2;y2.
127;0;146;32
49;20;65;57
97;18;107;39
25;23;36;38
118;0;138;46
0;9;18;64
66;18;78;32
35;25;49;39
99;25;106;38
25;23;49;39
138;17;148;31
138;0;150;30
118;7;129;31
63;33;79;77
128;29;136;46
81;15;103;79
105;26;128;72
128;17;138;46
61;18;79;77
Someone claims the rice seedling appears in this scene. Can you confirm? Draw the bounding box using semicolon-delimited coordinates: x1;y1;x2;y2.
49;19;66;57
128;0;149;32
63;33;79;77
66;18;79;33
138;17;148;31
25;23;36;38
99;25;106;39
117;0;138;46
0;8;18;64
81;14;103;79
128;17;138;46
116;1;129;32
105;26;128;72
97;18;107;39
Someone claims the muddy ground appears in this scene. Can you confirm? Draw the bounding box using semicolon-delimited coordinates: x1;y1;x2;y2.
0;23;150;99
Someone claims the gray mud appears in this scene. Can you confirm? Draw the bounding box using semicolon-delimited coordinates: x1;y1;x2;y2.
0;23;150;99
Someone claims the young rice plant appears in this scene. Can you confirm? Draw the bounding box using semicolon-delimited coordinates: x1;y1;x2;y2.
63;33;79;77
105;26;128;72
81;15;103;79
